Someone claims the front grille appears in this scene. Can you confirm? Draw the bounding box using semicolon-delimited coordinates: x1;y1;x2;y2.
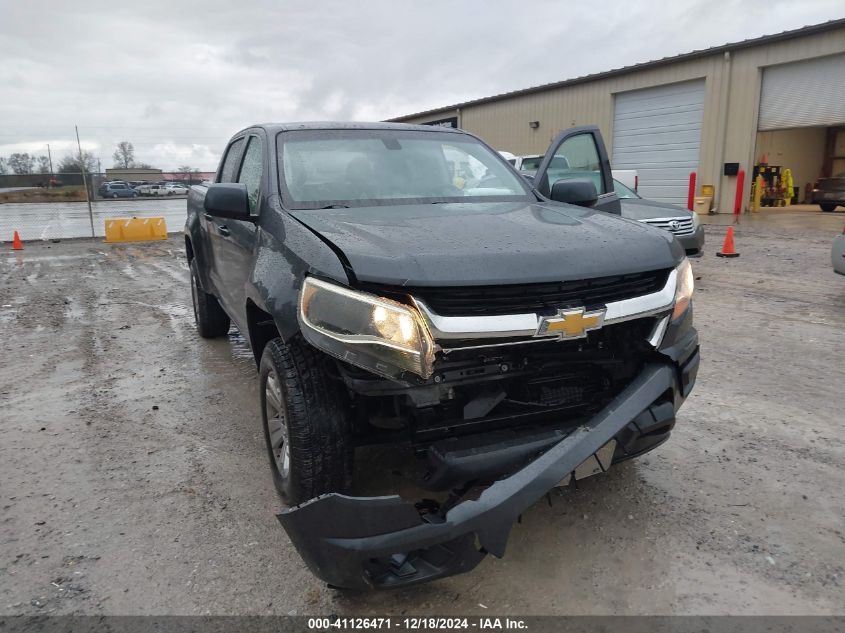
368;269;670;316
641;217;695;236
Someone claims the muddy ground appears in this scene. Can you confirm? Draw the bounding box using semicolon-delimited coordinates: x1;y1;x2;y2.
1;219;843;615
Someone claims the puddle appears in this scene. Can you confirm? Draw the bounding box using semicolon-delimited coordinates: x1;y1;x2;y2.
63;296;86;322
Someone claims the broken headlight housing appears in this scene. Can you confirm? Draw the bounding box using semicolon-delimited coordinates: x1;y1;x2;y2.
671;257;694;321
298;276;436;382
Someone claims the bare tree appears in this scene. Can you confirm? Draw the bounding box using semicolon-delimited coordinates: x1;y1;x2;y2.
112;141;136;169
9;152;35;174
37;155;51;174
0;157;7;174
135;162;154;169
176;164;199;183
57;150;97;174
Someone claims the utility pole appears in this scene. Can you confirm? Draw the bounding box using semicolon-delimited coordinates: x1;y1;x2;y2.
76;125;95;238
47;144;53;173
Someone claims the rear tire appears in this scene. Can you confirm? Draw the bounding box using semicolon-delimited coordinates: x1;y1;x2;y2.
820;203;837;213
259;337;352;505
190;260;230;338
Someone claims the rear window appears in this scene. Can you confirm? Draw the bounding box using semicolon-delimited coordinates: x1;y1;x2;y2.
519;156;543;172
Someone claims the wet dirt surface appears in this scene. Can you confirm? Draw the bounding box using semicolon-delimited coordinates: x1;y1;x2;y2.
1;222;843;615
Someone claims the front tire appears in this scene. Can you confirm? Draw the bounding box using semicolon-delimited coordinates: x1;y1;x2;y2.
259;338;352;505
820;203;837;213
189;260;230;338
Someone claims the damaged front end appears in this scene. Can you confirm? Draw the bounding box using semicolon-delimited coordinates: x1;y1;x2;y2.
281;262;699;589
279;362;696;589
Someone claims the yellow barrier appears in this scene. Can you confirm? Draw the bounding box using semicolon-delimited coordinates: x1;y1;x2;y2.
104;217;167;243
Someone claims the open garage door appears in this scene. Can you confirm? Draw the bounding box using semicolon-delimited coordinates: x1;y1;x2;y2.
612;80;705;205
758;53;845;130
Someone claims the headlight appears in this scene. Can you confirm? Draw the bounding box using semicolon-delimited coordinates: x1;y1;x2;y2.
671;257;694;321
298;277;435;381
691;212;700;230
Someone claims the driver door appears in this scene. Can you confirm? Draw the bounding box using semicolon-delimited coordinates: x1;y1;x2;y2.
534;125;620;214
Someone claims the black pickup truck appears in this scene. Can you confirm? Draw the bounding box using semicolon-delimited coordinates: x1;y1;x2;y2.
185;122;699;590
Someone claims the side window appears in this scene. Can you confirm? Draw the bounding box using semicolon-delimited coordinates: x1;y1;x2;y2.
237;136;263;214
218;138;245;183
546;133;606;194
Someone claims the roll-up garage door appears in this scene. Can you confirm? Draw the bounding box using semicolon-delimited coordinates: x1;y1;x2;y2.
758;53;845;130
612;80;705;205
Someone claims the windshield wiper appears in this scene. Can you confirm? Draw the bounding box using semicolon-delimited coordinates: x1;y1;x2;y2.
319;204;350;209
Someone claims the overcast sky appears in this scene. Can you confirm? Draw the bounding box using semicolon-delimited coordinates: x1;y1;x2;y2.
1;0;843;171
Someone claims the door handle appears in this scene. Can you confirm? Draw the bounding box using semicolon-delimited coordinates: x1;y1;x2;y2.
217;225;231;237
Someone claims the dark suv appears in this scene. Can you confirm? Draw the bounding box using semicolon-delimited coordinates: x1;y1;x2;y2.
185;122;699;589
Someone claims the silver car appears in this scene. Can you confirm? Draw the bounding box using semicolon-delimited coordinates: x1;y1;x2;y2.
614;180;705;257
833;228;845;276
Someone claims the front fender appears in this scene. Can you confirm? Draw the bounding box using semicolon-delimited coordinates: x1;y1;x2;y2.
244;203;350;342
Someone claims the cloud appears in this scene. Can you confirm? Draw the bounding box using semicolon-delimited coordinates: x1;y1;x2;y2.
1;0;843;170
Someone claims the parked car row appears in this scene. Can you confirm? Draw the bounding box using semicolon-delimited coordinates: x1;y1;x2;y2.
97;180;191;198
134;182;191;196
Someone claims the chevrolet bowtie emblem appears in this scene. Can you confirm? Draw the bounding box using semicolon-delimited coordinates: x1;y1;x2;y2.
536;307;606;340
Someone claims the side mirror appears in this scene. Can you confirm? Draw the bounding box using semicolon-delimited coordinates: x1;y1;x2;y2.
549;178;598;207
204;183;252;220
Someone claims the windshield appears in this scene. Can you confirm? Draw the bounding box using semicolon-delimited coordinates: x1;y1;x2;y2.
277;129;531;209
613;179;640;199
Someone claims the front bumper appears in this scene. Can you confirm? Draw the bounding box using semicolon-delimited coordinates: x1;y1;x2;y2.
675;226;705;257
277;350;699;590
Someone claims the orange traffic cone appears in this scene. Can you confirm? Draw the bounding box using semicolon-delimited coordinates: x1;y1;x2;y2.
716;226;739;258
11;230;23;251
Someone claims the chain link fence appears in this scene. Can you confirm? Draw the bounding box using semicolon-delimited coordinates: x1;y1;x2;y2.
0;171;207;241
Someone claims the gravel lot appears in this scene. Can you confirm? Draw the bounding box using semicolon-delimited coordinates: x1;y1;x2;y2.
1;218;843;616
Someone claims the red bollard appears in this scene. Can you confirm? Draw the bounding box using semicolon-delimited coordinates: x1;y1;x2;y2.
687;172;696;211
733;169;745;224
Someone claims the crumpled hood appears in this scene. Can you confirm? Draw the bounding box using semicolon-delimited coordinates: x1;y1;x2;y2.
620;198;694;221
290;201;683;286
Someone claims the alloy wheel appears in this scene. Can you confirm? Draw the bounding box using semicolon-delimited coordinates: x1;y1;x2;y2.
264;369;290;478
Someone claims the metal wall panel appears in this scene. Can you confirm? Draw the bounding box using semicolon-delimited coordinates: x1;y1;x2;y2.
612;80;705;204
758;53;845;130
400;24;845;213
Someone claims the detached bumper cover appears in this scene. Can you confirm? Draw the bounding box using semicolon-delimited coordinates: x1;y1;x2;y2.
278;361;681;590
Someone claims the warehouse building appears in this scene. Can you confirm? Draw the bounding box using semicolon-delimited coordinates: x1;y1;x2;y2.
390;19;845;214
